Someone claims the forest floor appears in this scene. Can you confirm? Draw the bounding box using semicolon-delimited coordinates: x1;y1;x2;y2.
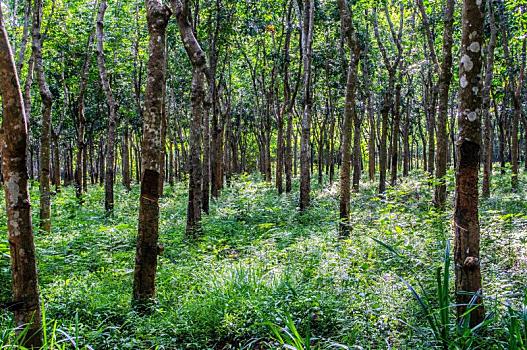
1;170;527;349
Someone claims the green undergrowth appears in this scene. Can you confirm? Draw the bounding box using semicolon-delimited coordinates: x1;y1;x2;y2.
1;169;526;349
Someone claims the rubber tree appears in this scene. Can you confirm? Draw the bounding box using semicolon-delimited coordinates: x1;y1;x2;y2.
338;0;360;236
0;7;43;347
96;0;118;213
172;0;208;236
299;0;314;211
453;0;485;327
32;0;53;232
132;0;171;308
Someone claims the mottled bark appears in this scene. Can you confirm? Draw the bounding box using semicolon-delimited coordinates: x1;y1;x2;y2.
16;0;31;75
299;0;314;211
96;0;118;212
0;9;42;347
202;95;210;212
32;0;52;233
168;141;174;186
481;0;497;198
338;0;360;235
159;95;167;196
172;0;207;236
402;98;411;177
209;0;223;200
75;32;94;202
276;1;293;194
52;132;60;192
373;4;403;194
285;111;293;193
132;0;171;307
454;0;485;326
364;45;376;182
390;83;401;186
122;125;131;190
435;0;455;207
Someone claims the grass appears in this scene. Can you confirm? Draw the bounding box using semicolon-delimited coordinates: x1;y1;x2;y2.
0;169;526;349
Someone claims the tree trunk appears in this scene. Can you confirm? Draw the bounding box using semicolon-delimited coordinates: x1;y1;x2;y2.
390;82;401;186
159;95;167;196
379;90;390;194
122;125;131;190
96;0;118;212
454;0;485;327
338;0;360;235
132;0;171;308
169;141;175;186
173;0;207;236
52;132;61;192
433;0;455;208
299;0;314;211
32;0;53;233
373;4;403;193
16;0;31;74
277;3;291;194
0;10;43;347
202;97;210;212
481;0;497;198
364;49;376;182
75;32;94;202
402;98;410;177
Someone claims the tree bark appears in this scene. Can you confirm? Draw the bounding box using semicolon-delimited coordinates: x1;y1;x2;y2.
122;125;131;190
338;0;360;235
481;0;497;198
390;82;401;186
0;9;42;347
202;91;210;212
364;44;376;182
276;1;293;194
299;0;314;211
454;0;485;327
32;0;53;233
75;32;94;203
16;0;31;75
429;0;455;208
173;0;207;236
374;4;403;194
133;0;171;308
96;0;118;212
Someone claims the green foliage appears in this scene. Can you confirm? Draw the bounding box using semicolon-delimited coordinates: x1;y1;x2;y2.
0;171;526;348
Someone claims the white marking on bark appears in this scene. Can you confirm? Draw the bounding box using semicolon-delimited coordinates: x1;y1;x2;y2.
468;42;480;52
9;211;20;235
467;112;477;122
6;173;21;206
461;75;468;88
461;54;473;72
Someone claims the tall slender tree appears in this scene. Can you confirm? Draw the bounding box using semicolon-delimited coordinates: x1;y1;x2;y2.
481;0;497;198
96;0;118;212
74;31;94;203
132;0;171;308
416;0;455;208
454;0;485;327
32;0;53;232
338;0;360;236
299;0;314;211
173;0;207;236
0;6;42;347
373;3;403;193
